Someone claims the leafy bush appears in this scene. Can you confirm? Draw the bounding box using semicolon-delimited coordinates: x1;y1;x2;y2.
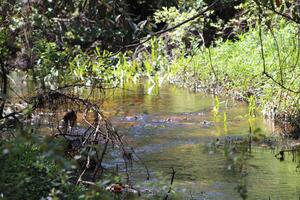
0;138;84;200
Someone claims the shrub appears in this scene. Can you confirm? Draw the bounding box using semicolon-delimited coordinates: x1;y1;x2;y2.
0;138;84;200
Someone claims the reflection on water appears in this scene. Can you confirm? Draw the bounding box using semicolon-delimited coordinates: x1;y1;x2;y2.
102;82;300;199
7;72;300;199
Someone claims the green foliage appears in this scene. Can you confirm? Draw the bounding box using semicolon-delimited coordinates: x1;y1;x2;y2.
166;19;300;124
223;111;227;132
0;0;179;92
248;95;256;118
154;6;206;52
178;0;205;9
30;41;119;89
0;138;84;200
0;0;177;54
0;29;9;58
212;96;220;120
32;40;70;88
0;137;116;200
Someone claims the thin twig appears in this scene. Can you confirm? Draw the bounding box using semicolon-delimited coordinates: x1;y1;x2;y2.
254;1;300;24
130;147;150;180
257;8;300;93
76;154;91;184
163;167;176;200
92;139;109;181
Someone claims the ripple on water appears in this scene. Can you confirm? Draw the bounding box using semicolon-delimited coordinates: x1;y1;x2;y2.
102;84;300;199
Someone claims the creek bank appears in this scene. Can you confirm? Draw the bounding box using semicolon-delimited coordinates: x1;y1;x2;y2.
165;70;300;137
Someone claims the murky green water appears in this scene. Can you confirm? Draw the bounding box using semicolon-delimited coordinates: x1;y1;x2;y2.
101;82;300;200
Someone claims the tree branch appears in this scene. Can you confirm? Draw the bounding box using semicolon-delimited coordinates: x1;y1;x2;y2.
123;0;220;50
254;1;300;24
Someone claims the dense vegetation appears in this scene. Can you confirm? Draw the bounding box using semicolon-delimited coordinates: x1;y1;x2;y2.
1;0;300;199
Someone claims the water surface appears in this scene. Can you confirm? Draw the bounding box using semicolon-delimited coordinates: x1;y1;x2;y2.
102;83;300;200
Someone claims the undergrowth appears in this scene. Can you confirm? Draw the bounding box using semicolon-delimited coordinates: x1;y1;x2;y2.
0;136;113;200
156;20;300;133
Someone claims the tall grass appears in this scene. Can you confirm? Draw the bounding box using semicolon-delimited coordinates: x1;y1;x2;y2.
167;21;300;127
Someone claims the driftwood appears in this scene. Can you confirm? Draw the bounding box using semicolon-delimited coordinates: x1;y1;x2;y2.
31;89;150;185
0;84;150;189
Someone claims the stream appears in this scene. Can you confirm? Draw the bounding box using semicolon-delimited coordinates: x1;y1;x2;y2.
101;82;300;200
8;73;300;199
